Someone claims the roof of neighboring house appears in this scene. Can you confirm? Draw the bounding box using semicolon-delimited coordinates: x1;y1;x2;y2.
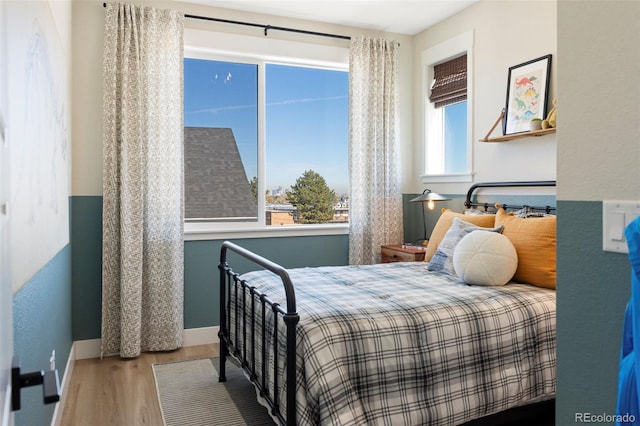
184;127;257;219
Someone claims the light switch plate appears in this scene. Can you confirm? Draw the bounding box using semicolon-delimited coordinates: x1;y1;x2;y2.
603;200;640;253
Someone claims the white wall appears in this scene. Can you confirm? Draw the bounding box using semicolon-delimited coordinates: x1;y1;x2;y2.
6;0;72;291
71;0;414;196
411;0;557;195
557;0;640;201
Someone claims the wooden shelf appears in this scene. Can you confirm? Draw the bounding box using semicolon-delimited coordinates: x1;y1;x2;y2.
480;127;556;143
480;109;557;142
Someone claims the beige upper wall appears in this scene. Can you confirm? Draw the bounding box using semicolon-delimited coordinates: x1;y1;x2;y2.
71;0;413;195
557;0;640;201
411;0;557;195
72;0;564;197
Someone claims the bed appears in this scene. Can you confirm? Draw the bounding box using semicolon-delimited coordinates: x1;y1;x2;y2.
217;181;557;425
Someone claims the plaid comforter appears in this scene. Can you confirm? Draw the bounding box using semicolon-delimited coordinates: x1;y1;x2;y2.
232;262;556;426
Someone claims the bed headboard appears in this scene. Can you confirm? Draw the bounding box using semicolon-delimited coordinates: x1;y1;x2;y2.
464;180;556;214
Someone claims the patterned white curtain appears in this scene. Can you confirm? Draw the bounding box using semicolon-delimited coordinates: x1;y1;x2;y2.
102;3;184;358
349;36;403;265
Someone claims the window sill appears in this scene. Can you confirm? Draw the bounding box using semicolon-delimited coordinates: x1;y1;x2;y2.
420;173;473;184
184;223;349;241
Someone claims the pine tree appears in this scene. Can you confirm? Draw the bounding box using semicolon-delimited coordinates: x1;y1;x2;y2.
286;170;335;224
249;176;258;201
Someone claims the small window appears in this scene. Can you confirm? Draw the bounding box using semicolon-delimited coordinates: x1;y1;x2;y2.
442;101;467;174
422;32;473;182
430;54;467;108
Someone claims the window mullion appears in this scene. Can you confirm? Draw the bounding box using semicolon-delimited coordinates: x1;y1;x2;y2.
257;60;267;226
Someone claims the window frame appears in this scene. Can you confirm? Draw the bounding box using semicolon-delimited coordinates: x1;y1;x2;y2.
183;29;350;240
421;30;474;184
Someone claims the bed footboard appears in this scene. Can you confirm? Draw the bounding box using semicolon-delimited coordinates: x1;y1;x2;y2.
218;241;299;426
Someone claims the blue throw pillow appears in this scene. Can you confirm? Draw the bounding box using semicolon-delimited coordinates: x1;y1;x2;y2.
427;217;503;276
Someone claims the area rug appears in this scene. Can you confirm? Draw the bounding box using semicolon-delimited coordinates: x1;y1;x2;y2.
153;357;274;426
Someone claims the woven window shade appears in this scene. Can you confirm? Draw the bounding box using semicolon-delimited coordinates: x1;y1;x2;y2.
429;54;467;108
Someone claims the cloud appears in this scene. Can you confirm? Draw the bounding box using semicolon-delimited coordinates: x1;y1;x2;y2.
186;95;347;115
188;103;255;115
268;95;347;107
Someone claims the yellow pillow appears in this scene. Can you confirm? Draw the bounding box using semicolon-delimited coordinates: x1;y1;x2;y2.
425;209;496;261
495;208;556;289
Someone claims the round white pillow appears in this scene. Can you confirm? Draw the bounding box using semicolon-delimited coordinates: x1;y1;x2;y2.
453;231;517;286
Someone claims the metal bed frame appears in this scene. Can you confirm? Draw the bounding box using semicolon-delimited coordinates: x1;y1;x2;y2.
218;181;556;426
464;180;556;213
218;242;299;425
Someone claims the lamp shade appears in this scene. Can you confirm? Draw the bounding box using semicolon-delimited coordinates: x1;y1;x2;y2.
411;189;452;243
409;189;451;203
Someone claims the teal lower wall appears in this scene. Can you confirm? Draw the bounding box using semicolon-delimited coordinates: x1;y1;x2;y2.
18;183;621;426
71;196;102;340
556;200;631;424
70;195;628;424
13;244;72;426
183;236;350;330
72;193;557;339
71;196;350;339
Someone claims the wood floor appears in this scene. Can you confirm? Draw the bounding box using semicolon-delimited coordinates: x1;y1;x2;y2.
60;344;219;426
59;343;553;426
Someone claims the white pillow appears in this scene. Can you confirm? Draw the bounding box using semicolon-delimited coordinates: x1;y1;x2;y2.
427;217;503;276
453;231;518;286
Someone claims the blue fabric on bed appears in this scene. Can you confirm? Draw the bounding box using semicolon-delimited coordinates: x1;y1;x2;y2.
617;216;640;425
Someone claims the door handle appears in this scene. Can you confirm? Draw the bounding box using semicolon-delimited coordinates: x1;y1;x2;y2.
11;356;60;411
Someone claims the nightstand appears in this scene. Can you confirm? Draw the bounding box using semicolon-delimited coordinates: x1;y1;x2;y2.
381;244;427;263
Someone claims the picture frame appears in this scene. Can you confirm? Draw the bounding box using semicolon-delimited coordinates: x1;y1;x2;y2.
503;54;552;135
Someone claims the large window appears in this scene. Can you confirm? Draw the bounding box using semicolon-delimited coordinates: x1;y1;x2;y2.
183;41;349;235
422;31;473;183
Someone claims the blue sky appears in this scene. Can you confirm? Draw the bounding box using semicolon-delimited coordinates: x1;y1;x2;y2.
184;58;349;195
444;101;467;173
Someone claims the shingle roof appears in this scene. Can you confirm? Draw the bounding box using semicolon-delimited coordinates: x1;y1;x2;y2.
184;127;257;219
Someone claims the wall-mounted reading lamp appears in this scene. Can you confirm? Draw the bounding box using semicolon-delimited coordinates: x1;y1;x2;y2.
410;189;451;245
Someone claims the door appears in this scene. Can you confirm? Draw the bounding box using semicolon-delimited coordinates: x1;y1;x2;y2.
0;0;13;424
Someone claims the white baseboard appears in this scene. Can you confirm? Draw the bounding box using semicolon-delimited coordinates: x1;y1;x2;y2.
182;325;220;347
73;338;102;361
72;326;220;360
50;341;76;426
51;326;220;426
2;382;12;426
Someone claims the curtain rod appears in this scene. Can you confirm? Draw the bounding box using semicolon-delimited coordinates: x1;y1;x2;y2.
102;3;351;41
